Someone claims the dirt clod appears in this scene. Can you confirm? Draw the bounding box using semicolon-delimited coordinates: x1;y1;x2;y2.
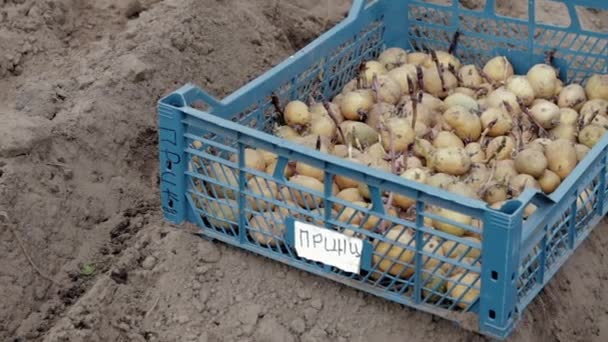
110;269;128;284
254;316;295;342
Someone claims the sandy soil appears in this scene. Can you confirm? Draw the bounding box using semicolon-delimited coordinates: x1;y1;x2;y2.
0;0;607;341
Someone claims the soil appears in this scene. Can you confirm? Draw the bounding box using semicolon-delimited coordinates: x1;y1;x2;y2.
0;1;607;341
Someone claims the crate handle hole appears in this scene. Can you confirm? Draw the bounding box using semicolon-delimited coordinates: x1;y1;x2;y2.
489;310;496;320
166;161;173;170
511;272;516;281
491;270;498;281
168;199;174;208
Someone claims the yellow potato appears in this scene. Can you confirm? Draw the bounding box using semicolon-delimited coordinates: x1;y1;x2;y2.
249;212;285;246
372;226;415;279
447;272;481;309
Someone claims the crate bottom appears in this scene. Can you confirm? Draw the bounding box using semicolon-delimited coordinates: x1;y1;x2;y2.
195;226;486;336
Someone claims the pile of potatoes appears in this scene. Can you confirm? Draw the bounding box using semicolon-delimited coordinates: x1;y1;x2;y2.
197;47;607;308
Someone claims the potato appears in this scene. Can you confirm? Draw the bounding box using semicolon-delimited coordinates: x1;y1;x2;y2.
361;61;388;85
207;162;239;199
394;168;429;209
429;147;472;176
230;148;266;177
205;199;242;229
538;169;561;193
550;123;577;142
545;139;578;179
274;201;301;219
333;188;364;211
257;150;277;167
247;176;279;211
423;66;458;98
399;99;438;126
309;113;337;138
458;64;483;88
442;106;482;141
373;226;415;278
427;173;457;190
378;47;408;70
419;92;445;113
592;114;608;129
249;212;285;246
340;80;359;95
447;181;479;199
483;56;514;83
284;101;312;127
341;90;374;121
332;144;362;159
422;237;449;274
362;205;398;231
558;84;587;110
463;163;489;193
444;93;479;112
339;121;380;147
580;99;608;125
527;64;559;99
374;75;403;104
506;76;535;106
334;157;364;190
358;182;372;200
366;142;387;162
286;175;324;208
555;79;564;96
493;159;517;183
480;107;512;137
559;108;579;126
487;87;521;115
414;138;434;158
453;87;477;97
447;272;481;309
575;144;590;162
510;174;541;196
408;52;430;66
433;131;464;149
366;102;396;131
387;64;419;93
309;102;328;117
515;148;548;178
405;156;424;169
578;124;607;148
465;143;486;164
432;207;472;236
336;203;364;225
380;118;416;153
585;74;608;100
274;125;299;140
524;204;538;219
424;50;461;70
288;134;318;148
295;161;324;182
529;100;560;129
442;237;481;259
485;136;515;161
449;257;481;277
483;182;509;204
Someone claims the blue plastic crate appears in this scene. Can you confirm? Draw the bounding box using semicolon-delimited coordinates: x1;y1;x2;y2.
157;0;607;339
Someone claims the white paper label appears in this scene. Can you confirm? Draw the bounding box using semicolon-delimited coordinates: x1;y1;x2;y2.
293;220;363;274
